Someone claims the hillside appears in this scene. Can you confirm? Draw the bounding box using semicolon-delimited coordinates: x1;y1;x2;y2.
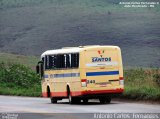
0;52;38;69
0;0;160;67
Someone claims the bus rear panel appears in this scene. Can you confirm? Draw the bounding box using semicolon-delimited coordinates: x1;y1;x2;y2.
79;46;124;97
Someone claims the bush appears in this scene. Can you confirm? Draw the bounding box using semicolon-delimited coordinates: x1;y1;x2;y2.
0;62;40;88
123;68;160;101
152;69;160;86
0;62;41;96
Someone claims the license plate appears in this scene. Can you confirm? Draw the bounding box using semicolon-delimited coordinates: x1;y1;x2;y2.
100;84;107;87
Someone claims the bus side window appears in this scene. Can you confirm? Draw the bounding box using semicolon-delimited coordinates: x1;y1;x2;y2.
65;54;71;68
49;55;53;69
42;57;45;76
45;55;48;70
42;57;45;69
54;55;58;69
75;53;79;67
51;55;55;69
71;53;79;68
53;54;65;69
64;54;67;68
45;55;53;70
71;54;75;68
69;54;72;68
61;54;65;68
48;55;56;69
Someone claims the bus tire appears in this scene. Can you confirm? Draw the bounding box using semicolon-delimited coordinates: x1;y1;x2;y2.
106;97;111;104
67;86;76;104
68;92;76;104
99;98;106;104
74;98;81;104
83;99;88;104
51;97;57;104
99;97;111;104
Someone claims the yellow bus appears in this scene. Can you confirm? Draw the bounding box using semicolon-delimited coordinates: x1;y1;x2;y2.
36;45;124;104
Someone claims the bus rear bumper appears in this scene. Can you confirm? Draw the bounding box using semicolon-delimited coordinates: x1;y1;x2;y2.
80;88;124;96
70;88;124;98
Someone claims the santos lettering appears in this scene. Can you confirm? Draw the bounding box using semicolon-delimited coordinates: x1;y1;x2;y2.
92;57;111;62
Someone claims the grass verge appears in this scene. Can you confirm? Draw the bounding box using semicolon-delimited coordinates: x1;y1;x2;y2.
0;62;41;97
0;84;41;97
122;68;160;101
0;61;160;101
0;52;39;69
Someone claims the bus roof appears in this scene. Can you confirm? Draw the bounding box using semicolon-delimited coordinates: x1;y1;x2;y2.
41;45;119;58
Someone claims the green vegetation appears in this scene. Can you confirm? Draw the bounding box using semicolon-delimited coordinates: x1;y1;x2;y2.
0;52;38;69
0;53;160;101
123;68;160;101
0;62;41;97
0;61;160;101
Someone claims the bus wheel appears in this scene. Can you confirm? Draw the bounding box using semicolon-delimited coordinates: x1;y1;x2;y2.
99;97;111;104
51;97;57;104
68;92;76;104
76;98;81;103
83;99;88;104
99;98;106;104
106;97;111;104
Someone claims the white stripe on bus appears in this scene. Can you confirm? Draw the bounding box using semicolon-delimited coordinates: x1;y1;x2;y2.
86;62;118;67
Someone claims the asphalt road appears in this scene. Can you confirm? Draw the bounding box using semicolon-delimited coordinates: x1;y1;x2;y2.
0;95;159;119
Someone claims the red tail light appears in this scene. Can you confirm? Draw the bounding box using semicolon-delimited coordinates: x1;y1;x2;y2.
81;79;87;87
81;79;87;82
119;77;124;80
119;77;124;85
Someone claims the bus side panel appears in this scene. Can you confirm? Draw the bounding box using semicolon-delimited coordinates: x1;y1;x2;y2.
69;69;82;96
42;69;82;98
42;80;48;97
41;70;66;97
51;70;68;97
